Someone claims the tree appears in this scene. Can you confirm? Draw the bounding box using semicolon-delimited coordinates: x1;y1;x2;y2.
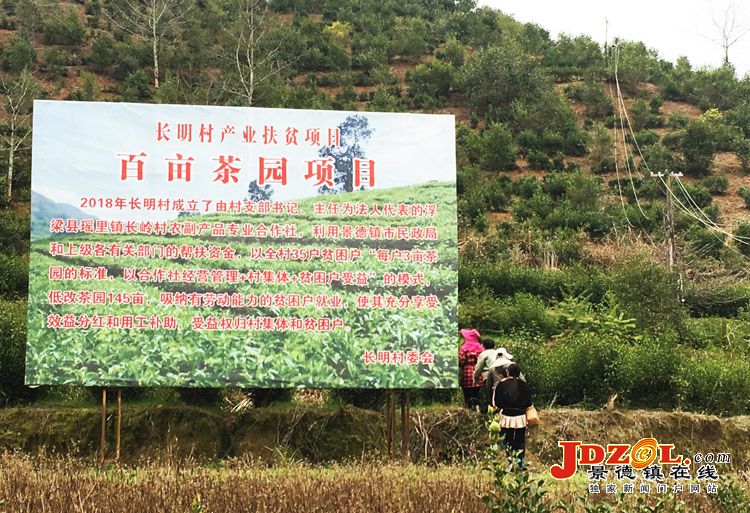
681;110;723;177
479;123;516;171
247;179;273;201
318;115;373;194
103;0;194;89
458;42;547;115
703;0;750;66
223;0;295;106
1;70;38;205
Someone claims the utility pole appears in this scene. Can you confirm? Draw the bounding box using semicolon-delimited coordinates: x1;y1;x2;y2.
651;171;682;271
652;171;685;303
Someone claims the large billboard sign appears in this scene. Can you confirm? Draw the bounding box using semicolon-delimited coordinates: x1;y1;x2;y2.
26;101;458;388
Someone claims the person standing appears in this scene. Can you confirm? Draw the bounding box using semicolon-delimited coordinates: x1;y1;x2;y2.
483;347;515;406
458;328;483;410
473;338;498;386
492;363;533;468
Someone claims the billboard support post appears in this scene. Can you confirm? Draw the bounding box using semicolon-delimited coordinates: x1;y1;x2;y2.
400;389;410;462
99;388;107;465
115;388;122;462
386;390;395;458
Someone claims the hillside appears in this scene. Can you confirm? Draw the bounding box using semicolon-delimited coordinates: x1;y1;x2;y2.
0;0;749;415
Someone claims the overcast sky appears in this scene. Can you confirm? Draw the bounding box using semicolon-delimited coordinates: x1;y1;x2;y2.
480;0;750;77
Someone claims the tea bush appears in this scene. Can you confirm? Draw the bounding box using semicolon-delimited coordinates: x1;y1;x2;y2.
0;300;32;405
675;351;750;415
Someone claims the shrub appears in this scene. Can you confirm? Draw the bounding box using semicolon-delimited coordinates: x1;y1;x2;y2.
0;253;27;299
479;123;517;171
438;37;464;68
406;59;455;102
609;256;686;337
686;228;725;260
701;175;729;195
526;150;551;170
631;130;659;147
121;70;152;101
614;338;679;409
629;99;661;131
42;8;85;46
739;187;750;209
2;33;35;72
88;32;116;72
512;176;540;199
681;112;721;177
0;210;29;254
735;223;750;258
675;351;750;415
40;48;69;79
666;110;689;129
459;291;558;338
531;333;621;406
0;300;33;405
459;42;547;115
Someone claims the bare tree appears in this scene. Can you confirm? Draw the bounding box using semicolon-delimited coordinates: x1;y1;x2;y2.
103;0;194;89
1;70;38;206
224;0;294;106
704;0;750;66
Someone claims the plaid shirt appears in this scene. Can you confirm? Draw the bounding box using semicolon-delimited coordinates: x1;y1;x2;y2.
459;349;481;388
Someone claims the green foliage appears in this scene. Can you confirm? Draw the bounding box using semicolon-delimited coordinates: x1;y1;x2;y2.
460;291;558;338
0;210;29;255
2;32;35;72
609;256;686;337
482;427;553;513
298;18;350;71
544;34;604;81
735;223;750;258
666;110;689;129
613;40;668;86
459;42;547;115
0;253;27;298
554;292;640;344
0;299;33;405
681;111;721;177
479;123;517;171
389;17;431;58
526;150;551;170
712;477;750;513
629;99;661;131
42;7;85;46
739;187;750;209
589;122;614;173
40;48;69;79
437;37;464;68
532;332;621;405
458;261;606;303
736;138;750;173
701;175;729;195
121;70;152;101
686;228;725;260
675;351;750;415
406;59;455;104
87;32;116;73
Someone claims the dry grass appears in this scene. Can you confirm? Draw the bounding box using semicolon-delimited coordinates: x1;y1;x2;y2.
0;453;486;513
0;452;748;512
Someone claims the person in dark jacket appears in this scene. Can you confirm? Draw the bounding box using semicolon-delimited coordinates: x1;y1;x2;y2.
491;362;533;468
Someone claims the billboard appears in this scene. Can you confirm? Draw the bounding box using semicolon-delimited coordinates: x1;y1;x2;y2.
26;101;458;388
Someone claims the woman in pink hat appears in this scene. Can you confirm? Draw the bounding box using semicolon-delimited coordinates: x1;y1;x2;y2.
458;328;483;410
